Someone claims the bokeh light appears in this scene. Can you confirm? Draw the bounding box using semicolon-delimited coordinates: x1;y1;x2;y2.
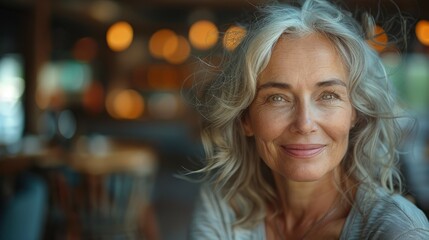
416;20;429;46
367;25;388;52
0;55;25;145
106;21;134;52
36;61;92;110
106;89;144;119
36;63;63;110
58;109;77;139
189;20;218;50
149;29;178;59
164;36;191;64
0;55;24;103
162;34;179;59
59;61;91;92
223;25;246;51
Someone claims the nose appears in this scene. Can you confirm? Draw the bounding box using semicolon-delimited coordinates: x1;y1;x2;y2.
290;101;317;134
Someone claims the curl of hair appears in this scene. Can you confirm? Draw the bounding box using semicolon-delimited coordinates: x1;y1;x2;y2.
190;0;412;228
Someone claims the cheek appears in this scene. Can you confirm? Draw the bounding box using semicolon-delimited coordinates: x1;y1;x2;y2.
320;105;354;129
248;111;286;168
254;137;282;169
317;107;354;148
248;109;289;140
323;115;352;156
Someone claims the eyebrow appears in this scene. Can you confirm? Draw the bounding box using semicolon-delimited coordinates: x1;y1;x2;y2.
257;78;347;91
316;78;347;88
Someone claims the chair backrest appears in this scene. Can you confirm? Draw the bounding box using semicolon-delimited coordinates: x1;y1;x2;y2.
47;141;158;240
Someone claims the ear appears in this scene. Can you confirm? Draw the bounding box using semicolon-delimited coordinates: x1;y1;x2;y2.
241;112;254;136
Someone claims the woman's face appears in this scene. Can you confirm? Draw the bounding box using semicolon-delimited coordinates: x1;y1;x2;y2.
242;34;356;182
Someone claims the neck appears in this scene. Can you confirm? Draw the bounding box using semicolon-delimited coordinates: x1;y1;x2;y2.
271;170;343;236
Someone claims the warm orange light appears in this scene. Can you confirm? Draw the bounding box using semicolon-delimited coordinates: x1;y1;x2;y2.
106;89;144;119
223;25;246;51
189;20;218;50
416;20;429;46
73;37;98;62
165;36;191;64
162;34;179;58
106;21;133;52
367;25;388;52
149;29;178;59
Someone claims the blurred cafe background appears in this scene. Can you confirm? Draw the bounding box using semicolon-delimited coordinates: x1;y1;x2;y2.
0;0;428;239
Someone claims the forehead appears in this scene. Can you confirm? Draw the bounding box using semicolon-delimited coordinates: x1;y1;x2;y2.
258;33;349;86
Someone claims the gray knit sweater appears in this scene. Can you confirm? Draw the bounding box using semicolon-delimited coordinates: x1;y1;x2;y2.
189;184;429;239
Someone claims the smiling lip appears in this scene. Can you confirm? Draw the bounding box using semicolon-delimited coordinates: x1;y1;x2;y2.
282;144;326;158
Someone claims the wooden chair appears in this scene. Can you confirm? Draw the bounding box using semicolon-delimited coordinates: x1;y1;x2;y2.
46;139;159;240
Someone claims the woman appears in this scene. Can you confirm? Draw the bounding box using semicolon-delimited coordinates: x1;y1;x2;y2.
189;0;429;239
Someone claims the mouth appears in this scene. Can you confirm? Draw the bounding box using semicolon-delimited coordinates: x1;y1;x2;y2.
281;144;326;158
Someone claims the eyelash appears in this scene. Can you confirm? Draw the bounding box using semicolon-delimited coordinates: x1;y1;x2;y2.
320;91;340;101
264;91;341;105
266;94;287;104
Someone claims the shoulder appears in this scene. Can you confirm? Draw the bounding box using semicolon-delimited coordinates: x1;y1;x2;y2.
188;183;234;239
196;183;233;219
188;183;265;240
342;185;429;239
366;187;428;227
189;184;230;229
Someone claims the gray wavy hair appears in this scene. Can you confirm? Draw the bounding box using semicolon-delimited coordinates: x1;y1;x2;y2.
191;0;410;227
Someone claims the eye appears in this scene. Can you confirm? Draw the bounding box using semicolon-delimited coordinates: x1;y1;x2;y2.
267;94;287;103
320;91;340;101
